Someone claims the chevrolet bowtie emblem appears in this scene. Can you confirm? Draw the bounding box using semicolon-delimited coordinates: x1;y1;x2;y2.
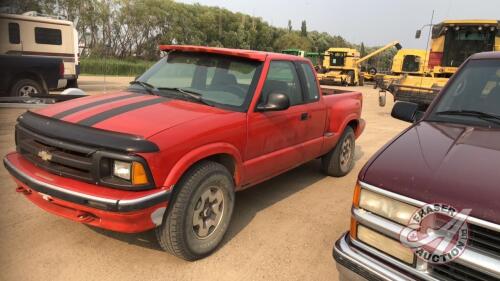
38;150;52;161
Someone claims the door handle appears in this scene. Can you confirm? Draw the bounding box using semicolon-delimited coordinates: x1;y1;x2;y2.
300;112;309;121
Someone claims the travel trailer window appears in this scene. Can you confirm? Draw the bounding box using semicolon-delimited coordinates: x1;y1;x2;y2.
8;23;20;44
34;27;62;45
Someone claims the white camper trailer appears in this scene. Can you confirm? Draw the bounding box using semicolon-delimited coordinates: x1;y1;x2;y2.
0;12;79;88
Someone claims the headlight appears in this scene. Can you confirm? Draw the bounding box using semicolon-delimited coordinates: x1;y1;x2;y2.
357;225;415;264
113;160;149;185
113;160;131;180
358;188;418;225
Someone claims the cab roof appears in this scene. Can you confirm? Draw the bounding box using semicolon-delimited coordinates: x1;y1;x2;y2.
159;45;309;62
440;19;499;25
470;51;500;60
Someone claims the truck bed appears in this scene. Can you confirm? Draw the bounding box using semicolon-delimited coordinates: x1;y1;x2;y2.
321;87;358;96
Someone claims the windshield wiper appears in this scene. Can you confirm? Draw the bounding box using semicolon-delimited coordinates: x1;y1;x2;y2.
158;87;212;106
129;80;158;95
436;110;500;125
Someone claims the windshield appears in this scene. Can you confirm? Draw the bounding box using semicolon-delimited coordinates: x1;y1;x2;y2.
329;52;346;67
442;27;496;67
130;52;262;111
428;59;500;127
401;55;420;72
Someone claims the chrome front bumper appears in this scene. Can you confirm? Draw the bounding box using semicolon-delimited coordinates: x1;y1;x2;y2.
333;233;420;281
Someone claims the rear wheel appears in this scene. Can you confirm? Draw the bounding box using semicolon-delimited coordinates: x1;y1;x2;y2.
10;78;44;97
322;127;355;177
155;161;235;261
66;78;78;89
347;71;357;86
358;74;365;86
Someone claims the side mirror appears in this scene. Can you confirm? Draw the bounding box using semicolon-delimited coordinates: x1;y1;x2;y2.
391;101;419;123
415;30;422;39
256;92;290;112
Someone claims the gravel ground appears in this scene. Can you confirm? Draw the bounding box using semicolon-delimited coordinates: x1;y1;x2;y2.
0;76;408;281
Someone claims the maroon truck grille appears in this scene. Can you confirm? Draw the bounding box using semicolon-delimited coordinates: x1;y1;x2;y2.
430;262;497;281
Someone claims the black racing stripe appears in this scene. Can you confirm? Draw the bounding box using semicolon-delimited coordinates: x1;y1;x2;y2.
52;93;143;119
78;97;167;126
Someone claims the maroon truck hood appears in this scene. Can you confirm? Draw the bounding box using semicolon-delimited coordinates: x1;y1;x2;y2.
34;91;230;138
363;121;500;224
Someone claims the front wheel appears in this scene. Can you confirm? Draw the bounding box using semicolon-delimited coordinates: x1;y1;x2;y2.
322;127;355;177
347;71;357;86
155;161;235;261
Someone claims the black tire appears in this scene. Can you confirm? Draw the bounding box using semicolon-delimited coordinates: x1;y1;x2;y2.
368;67;377;75
347;71;357;86
155;161;235;261
358;74;365;86
10;78;44;97
322;127;355;177
66;79;78;89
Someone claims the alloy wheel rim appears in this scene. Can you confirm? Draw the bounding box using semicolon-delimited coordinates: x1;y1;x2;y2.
340;138;353;171
192;186;225;239
19;85;38;97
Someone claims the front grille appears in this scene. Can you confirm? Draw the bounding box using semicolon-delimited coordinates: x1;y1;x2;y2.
428;223;500;281
430;262;498;281
16;124;96;183
469;224;500;257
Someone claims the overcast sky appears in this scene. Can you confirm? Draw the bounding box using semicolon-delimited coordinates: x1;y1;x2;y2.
177;0;499;49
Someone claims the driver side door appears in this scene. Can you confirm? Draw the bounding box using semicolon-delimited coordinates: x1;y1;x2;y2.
243;60;308;185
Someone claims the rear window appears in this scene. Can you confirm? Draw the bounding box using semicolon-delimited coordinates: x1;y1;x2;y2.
8;23;20;44
35;27;62;45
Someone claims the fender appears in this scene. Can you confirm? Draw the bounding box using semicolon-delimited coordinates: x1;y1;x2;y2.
162;142;243;189
326;96;362;135
329;112;360;135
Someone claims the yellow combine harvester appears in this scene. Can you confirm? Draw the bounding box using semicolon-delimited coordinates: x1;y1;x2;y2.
380;19;500;107
375;49;433;105
318;41;402;86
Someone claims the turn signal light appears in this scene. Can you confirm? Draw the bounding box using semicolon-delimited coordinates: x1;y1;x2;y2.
132;162;148;185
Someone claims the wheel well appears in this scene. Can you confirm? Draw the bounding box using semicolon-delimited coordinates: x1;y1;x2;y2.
8;72;46;93
347;120;358;132
206;153;236;178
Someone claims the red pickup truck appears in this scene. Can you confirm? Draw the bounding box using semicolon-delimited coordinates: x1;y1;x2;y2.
4;45;364;260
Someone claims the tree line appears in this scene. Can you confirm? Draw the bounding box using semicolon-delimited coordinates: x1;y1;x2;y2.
6;0;395;70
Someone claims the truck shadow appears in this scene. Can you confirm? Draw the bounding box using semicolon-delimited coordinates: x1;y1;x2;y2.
221;159;326;247
87;146;364;253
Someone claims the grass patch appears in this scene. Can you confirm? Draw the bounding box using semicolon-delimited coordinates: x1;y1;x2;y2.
80;58;155;76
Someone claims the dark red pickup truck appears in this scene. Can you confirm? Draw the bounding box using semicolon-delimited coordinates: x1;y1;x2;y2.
334;52;500;280
4;45;364;261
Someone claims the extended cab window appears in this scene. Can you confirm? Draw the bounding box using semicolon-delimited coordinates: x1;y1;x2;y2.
8;23;20;44
299;63;320;101
35;27;62;45
132;52;261;111
261;61;303;106
428;59;500;127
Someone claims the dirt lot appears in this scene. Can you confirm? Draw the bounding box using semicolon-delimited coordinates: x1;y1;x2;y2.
0;76;408;281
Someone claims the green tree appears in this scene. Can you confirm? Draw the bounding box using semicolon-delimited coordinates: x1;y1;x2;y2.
274;32;311;51
360;42;367;57
301;20;307;37
10;0;381;61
